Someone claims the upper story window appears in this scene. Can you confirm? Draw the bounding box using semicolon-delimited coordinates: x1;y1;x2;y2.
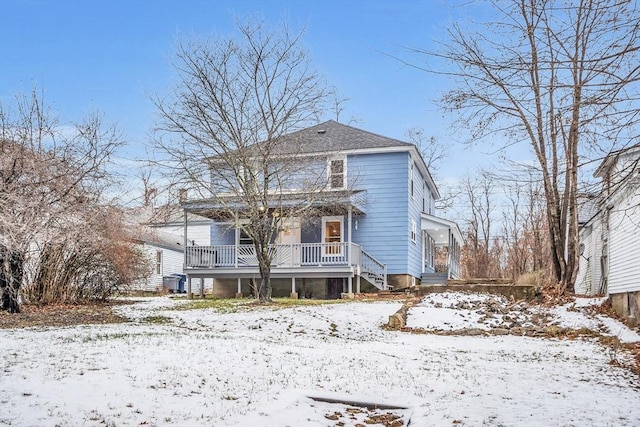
409;159;415;199
328;156;346;189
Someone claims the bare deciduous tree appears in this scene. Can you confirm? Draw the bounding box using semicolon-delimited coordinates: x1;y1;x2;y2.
461;171;500;277
409;0;640;292
0;89;148;312
152;20;335;302
405;127;460;212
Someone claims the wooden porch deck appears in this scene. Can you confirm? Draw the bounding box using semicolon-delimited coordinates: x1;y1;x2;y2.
184;242;388;290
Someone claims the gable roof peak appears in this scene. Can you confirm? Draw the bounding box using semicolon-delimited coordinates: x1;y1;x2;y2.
280;120;413;155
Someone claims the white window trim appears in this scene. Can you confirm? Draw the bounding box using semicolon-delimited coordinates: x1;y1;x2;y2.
322;216;344;255
410;219;417;243
409;158;415;199
327;155;347;189
155;250;163;275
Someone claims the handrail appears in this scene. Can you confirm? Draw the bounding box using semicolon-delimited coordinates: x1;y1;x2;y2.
359;246;387;289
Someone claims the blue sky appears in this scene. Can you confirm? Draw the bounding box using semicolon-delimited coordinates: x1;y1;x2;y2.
1;0;504;188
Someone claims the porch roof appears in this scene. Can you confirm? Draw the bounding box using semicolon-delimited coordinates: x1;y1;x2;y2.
421;213;464;246
183;189;366;220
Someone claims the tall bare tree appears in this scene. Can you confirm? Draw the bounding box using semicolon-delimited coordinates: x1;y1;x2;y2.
0;89;146;312
461;171;499;277
410;0;640;292
405;127;460;212
152;20;333;302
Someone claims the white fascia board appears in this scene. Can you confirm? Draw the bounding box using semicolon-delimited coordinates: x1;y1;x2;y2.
421;213;464;244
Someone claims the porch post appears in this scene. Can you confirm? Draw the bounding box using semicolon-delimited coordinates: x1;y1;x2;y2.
236;277;242;298
347;205;352;265
290;277;298;299
187;276;192;299
348;276;353;294
183;209;188;269
199;278;204;298
356;275;361;293
421;231;425;274
448;231;452;279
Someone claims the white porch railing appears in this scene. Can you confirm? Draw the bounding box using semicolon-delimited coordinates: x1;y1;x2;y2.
186;243;351;269
185;243;388;289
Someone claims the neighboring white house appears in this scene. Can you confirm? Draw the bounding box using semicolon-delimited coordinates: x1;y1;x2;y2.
131;229;184;292
125;205;212;293
576;197;604;295
144;205;214;294
577;144;640;324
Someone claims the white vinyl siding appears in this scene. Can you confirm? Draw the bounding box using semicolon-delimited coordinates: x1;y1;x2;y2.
607;189;640;294
153;223;211;246
132;244;184;292
576;218;603;295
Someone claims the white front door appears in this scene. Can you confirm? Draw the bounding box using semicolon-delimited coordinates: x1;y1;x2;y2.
322;216;344;256
276;218;301;266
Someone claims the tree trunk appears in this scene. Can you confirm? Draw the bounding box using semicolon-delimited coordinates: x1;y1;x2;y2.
256;245;272;303
1;249;23;314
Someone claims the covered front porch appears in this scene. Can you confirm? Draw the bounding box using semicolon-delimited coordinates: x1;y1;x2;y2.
184;241;387;296
421;213;463;283
181;193;388;297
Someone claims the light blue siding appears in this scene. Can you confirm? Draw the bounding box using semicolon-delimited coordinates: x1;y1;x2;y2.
407;156;427;278
349;151;409;275
207;149;437;279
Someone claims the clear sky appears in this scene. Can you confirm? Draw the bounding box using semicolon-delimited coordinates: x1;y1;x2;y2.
0;0;506;192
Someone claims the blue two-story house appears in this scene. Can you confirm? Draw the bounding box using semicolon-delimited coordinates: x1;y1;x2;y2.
181;120;462;299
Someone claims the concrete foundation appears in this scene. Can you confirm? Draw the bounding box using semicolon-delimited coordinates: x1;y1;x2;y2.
610;291;639;327
211;277;347;299
387;274;416;289
290;292;298;299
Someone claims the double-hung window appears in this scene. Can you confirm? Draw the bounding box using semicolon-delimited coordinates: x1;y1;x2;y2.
328;156;346;189
409;159;415;199
155;250;162;275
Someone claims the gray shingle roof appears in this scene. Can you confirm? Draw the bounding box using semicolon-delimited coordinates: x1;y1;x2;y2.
273;120;413;155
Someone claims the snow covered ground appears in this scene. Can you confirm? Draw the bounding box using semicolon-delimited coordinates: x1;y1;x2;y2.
0;293;639;426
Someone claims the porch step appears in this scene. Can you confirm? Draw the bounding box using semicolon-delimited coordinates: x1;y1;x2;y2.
367;272;384;283
421;272;448;286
